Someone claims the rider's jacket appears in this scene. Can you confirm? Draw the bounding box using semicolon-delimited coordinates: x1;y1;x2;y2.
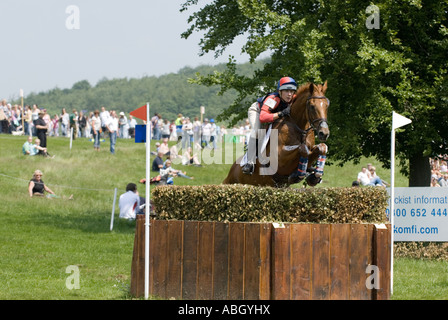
258;92;296;123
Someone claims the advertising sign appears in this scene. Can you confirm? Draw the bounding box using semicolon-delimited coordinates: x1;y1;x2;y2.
387;187;448;242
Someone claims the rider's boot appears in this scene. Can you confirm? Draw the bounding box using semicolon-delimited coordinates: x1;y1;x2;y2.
242;137;257;175
242;162;254;175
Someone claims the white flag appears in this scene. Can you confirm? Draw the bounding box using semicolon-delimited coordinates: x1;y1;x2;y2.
392;111;412;130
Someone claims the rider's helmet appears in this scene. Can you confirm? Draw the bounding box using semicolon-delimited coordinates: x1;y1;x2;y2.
277;77;297;91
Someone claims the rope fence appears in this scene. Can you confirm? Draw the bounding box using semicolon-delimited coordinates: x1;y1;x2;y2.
0;172;120;231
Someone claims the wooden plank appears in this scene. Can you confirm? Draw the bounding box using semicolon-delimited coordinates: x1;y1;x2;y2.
197;222;214;299
271;223;291;300
244;223;261;300
349;224;370;300
228;223;245;300
165;220;183;299
372;224;391;300
330;224;350;300
130;215;144;297
290;224;312;300
151;220;168;298
213;222;229;300
259;223;271;300
182;220;199;299
311;224;331;300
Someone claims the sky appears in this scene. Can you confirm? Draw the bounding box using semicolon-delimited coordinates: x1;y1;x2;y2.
0;0;251;100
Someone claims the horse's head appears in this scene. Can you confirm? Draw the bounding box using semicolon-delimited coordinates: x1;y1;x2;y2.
306;81;330;142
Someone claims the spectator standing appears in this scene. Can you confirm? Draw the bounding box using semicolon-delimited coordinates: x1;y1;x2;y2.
201;118;211;148
182;117;193;150
24;105;33;136
50;114;59;137
174;114;183;138
128;115;137;138
35;112;48;152
118;112;128;139
210;119;218;149
69;109;78;140
99;106;110;138
161;119;171;139
78;111;87;138
193;117;202;147
60;108;69;137
91;110;101;152
106;111;119;154
0;99;7;133
151;113;160;140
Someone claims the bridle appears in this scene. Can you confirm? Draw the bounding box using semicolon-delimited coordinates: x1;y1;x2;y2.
306;96;330;131
284;95;330;142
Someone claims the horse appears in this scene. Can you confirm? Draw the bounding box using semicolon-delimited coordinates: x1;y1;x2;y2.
222;81;330;188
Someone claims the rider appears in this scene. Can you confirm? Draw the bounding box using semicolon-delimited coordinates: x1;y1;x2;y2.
242;77;297;175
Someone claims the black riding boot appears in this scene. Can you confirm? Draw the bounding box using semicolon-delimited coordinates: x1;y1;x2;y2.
242;137;257;175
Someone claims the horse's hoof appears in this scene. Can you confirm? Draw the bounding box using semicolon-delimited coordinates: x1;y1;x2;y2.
306;173;322;187
288;171;305;185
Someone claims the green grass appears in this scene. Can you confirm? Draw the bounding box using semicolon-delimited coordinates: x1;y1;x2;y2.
0;134;443;299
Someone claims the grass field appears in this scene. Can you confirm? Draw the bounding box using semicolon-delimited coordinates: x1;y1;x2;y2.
0;134;446;300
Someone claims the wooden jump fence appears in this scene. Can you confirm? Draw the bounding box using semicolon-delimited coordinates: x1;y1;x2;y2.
130;216;390;300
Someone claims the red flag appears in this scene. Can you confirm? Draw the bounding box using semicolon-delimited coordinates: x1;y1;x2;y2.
130;105;148;121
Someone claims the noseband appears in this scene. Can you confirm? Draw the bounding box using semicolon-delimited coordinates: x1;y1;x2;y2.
306;96;330;131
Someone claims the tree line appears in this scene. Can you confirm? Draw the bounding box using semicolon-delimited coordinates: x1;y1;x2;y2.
17;59;267;123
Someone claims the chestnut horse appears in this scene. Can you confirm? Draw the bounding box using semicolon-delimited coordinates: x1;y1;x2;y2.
222;81;330;187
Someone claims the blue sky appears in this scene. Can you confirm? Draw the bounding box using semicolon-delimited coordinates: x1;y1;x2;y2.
0;0;250;100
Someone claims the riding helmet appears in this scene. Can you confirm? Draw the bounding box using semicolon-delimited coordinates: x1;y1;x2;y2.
277;77;297;91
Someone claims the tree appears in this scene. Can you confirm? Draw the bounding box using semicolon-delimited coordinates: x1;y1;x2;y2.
181;0;448;186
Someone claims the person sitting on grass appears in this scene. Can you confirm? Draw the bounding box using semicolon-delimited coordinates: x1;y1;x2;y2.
28;170;72;199
33;138;54;158
22;136;34;155
160;159;194;185
118;183;145;220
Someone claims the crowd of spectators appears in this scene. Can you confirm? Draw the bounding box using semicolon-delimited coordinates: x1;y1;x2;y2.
0;100;138;140
430;157;448;187
0;100;252;145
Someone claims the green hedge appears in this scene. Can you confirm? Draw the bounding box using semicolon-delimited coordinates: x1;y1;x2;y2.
152;185;389;224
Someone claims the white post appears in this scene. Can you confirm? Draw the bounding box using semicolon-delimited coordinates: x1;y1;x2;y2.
390;111;412;295
390;126;395;295
145;102;151;300
70;127;73;150
110;188;118;231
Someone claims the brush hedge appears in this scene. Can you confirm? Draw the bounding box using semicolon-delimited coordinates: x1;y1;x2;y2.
151;185;388;224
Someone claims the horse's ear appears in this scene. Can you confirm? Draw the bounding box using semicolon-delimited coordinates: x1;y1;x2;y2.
322;80;328;94
309;83;315;95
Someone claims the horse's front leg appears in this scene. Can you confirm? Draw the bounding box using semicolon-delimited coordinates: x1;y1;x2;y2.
308;143;328;178
305;143;328;187
287;143;310;185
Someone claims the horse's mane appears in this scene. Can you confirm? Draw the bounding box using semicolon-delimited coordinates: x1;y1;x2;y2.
296;83;311;97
